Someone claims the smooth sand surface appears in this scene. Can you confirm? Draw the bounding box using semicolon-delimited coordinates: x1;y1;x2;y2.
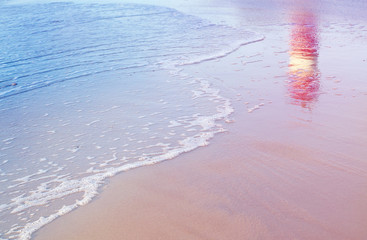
34;0;367;239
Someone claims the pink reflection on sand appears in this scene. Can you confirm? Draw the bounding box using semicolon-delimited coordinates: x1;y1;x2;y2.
288;9;320;109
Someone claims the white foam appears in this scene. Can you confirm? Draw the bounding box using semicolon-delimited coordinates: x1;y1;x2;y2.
0;160;9;166
247;103;265;113
12;62;235;239
168;120;182;128
172;36;264;67
2;137;15;143
86;119;100;126
0;4;264;240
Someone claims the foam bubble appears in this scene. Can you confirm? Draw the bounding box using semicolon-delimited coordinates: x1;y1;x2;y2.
0;2;262;239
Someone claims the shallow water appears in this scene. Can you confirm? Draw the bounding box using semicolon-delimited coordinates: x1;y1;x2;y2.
0;2;262;239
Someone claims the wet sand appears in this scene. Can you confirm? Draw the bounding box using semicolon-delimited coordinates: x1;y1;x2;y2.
34;0;367;239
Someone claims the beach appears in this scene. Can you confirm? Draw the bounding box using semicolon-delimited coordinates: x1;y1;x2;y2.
0;0;366;239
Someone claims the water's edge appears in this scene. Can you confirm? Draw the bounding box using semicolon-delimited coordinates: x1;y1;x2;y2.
0;2;263;239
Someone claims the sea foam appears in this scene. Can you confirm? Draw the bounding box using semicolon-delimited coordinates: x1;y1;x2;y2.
0;2;263;239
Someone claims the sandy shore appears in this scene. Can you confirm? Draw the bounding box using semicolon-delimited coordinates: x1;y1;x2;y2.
34;0;367;239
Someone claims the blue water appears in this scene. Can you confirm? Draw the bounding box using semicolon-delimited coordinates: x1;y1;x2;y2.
0;2;261;239
0;2;233;98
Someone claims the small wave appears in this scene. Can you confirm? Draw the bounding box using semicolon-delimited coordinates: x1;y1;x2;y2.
0;2;263;239
174;36;264;67
0;64;149;100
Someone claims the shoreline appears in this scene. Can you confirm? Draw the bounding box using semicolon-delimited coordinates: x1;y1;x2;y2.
31;0;367;239
34;86;367;240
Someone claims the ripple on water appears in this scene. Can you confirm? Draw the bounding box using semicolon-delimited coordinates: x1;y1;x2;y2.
0;2;263;239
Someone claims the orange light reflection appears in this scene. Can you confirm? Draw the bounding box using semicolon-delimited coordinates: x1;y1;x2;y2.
288;10;320;109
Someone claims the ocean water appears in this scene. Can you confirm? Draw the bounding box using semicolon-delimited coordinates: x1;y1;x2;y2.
0;2;262;239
